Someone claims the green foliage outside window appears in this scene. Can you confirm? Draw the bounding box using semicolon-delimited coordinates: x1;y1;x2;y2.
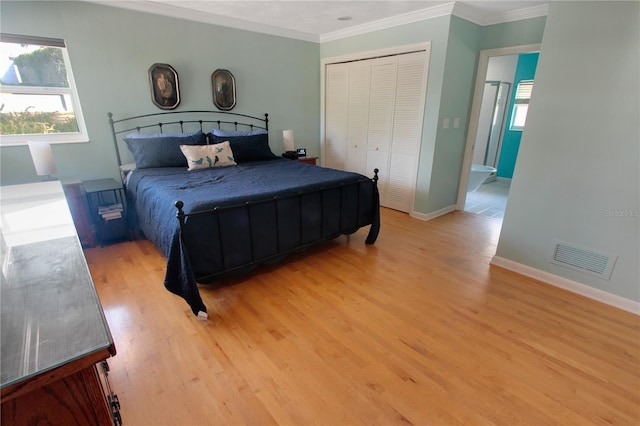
0;111;79;135
1;46;77;135
4;47;69;87
0;111;80;135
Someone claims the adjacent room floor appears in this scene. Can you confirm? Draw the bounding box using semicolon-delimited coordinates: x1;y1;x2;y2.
464;179;511;219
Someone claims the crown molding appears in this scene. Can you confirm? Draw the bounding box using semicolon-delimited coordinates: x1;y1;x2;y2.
450;2;487;25
320;2;455;43
86;0;321;43
483;3;549;26
454;2;549;26
86;1;549;44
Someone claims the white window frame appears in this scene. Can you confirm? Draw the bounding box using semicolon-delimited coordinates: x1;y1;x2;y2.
0;34;89;146
509;79;534;131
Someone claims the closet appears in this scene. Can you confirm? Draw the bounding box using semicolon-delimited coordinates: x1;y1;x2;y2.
324;49;428;213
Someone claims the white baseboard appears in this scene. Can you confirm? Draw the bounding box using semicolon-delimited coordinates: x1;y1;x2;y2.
491;256;640;315
411;205;456;221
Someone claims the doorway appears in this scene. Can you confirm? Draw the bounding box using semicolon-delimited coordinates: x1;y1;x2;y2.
473;80;510;169
458;44;541;220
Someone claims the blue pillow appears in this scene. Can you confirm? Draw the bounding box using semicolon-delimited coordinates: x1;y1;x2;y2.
210;133;276;162
211;128;268;137
124;130;207;168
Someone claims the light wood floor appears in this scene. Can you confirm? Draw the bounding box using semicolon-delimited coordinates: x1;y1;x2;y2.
85;208;640;425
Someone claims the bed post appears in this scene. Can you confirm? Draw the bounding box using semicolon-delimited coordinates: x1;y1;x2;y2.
175;200;186;235
107;112;123;168
365;168;380;245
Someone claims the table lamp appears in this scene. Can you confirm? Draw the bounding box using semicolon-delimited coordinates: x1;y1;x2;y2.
283;129;295;152
28;141;57;180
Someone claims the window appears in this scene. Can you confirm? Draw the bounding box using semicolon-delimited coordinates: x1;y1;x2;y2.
509;79;534;131
0;34;88;146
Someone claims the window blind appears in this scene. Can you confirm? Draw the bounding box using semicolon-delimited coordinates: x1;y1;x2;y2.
515;80;534;101
1;33;66;48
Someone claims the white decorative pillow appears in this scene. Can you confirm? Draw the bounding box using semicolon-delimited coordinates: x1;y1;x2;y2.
180;142;236;170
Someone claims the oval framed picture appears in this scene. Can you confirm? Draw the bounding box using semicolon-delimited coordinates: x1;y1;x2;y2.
148;63;180;110
212;69;236;111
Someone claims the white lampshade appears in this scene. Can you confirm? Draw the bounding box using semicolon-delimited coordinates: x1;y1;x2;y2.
28;141;57;176
283;129;295;152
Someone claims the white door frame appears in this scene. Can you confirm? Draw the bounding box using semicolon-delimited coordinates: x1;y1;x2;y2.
456;43;541;210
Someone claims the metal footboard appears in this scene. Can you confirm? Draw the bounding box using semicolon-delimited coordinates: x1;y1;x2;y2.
175;169;380;283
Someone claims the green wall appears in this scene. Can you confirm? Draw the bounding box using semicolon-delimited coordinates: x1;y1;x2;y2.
424;16;479;214
496;1;639;301
321;16;452;216
5;2;630;304
2;1;546;219
0;1;320;185
321;14;545;215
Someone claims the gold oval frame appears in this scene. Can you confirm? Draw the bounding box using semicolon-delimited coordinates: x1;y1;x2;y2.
212;69;236;111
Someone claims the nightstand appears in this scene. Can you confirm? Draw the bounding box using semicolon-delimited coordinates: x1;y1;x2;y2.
83;178;128;246
296;157;318;165
62;179;96;248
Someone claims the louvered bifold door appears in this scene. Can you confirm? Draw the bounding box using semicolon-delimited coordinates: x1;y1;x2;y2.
325;63;349;170
346;62;371;175
386;51;427;213
324;49;428;214
366;56;398;206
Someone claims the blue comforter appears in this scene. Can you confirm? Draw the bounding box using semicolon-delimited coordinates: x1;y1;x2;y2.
126;158;380;315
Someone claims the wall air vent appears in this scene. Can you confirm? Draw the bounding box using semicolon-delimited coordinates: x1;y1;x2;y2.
550;240;617;280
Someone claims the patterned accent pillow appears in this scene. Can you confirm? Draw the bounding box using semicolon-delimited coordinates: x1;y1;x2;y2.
180;141;236;171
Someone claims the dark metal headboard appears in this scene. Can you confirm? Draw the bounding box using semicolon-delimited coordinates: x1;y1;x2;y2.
108;110;269;167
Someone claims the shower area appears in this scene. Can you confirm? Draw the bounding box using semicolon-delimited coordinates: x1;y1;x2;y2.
473;80;510;170
464;78;512;219
464;55;518;219
464;52;540;219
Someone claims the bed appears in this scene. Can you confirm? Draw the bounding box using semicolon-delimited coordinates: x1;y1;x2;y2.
108;110;380;317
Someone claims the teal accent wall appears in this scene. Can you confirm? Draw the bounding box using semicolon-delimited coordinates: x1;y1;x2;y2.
0;1;320;185
496;52;539;178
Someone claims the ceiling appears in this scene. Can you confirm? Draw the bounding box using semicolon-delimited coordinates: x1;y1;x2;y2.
89;1;550;42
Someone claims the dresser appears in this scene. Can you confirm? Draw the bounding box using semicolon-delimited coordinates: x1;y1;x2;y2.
0;181;119;425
